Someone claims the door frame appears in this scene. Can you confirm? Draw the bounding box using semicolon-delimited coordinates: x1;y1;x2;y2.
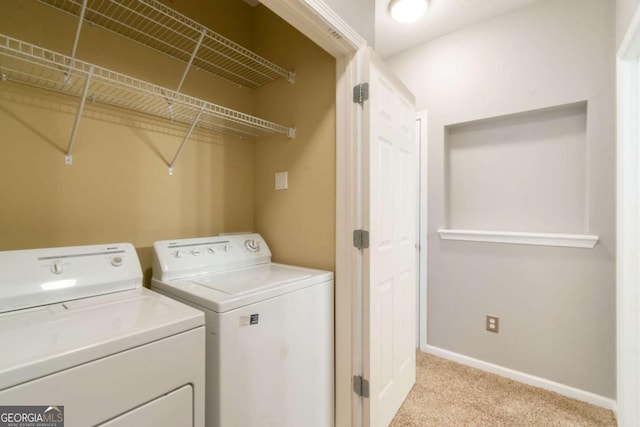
415;111;428;351
617;5;640;426
616;7;640;426
256;1;365;426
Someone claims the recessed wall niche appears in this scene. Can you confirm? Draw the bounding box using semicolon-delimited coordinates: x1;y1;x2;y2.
445;102;588;234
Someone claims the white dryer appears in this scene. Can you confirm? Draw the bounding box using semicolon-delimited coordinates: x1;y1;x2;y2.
151;233;333;427
0;243;206;427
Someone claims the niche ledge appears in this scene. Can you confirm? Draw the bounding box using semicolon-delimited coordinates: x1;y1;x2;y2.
437;229;599;249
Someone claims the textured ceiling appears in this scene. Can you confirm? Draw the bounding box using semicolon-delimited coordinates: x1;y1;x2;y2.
375;0;539;58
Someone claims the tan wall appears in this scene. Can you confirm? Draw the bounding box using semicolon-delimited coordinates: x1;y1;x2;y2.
251;6;336;272
0;0;336;281
0;0;256;282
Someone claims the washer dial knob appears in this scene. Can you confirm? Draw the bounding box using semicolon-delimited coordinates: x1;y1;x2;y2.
244;239;260;252
111;256;123;267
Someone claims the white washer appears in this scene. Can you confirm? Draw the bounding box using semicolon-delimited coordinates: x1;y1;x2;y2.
151;233;333;427
0;243;206;427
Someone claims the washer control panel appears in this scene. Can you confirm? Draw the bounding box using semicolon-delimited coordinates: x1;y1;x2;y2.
152;233;271;281
168;240;232;260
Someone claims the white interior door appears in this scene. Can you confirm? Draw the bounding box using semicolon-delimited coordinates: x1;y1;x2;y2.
362;47;417;427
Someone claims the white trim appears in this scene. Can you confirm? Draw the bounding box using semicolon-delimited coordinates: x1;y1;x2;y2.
424;345;616;411
616;3;640;426
416;111;428;352
619;4;640;58
352;46;367;427
335;52;363;427
260;0;366;57
302;0;367;50
437;229;599;248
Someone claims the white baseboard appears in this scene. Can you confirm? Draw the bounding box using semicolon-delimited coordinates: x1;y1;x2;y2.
423;345;616;411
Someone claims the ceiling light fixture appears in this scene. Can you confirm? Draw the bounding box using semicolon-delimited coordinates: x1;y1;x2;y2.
389;0;427;23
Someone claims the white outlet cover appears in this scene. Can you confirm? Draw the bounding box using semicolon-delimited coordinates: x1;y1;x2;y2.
275;171;288;190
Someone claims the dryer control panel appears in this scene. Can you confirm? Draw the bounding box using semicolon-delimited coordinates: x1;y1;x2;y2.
0;243;142;313
152;233;272;281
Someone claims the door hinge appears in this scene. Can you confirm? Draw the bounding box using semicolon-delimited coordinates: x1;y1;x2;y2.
353;229;370;249
353;375;370;398
353;82;369;104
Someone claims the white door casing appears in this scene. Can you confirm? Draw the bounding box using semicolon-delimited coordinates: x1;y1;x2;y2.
416;111;428;352
617;5;640;425
362;47;417;427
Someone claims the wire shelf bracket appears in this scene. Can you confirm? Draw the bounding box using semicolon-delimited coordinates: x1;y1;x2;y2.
69;0;88;60
176;29;205;93
0;34;295;167
38;0;296;89
65;64;93;165
168;104;205;175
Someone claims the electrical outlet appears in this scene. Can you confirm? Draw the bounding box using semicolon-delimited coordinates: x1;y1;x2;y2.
486;315;499;333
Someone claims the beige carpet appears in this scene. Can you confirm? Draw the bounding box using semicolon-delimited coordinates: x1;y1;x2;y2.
391;351;616;426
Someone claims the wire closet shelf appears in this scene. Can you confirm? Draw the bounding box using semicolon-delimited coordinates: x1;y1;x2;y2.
0;34;295;172
37;0;295;89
